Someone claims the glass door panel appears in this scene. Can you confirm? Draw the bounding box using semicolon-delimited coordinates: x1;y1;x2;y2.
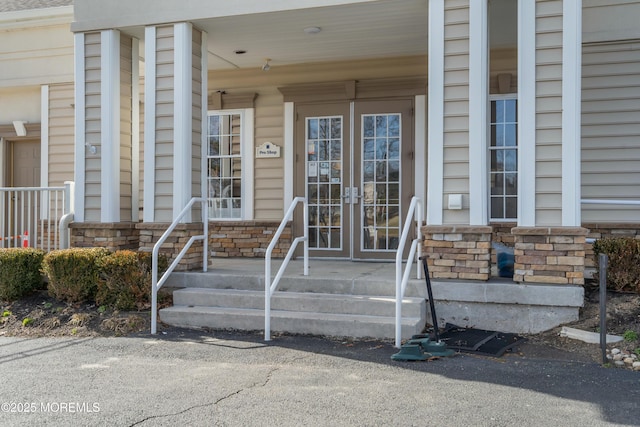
353;99;413;260
295;100;412;260
294;103;351;258
306;116;343;250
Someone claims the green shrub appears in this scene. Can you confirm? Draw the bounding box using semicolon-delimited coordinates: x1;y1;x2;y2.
0;248;45;301
95;250;168;311
592;237;640;294
42;248;111;303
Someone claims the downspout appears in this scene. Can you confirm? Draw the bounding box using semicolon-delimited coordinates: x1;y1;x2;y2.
58;213;74;249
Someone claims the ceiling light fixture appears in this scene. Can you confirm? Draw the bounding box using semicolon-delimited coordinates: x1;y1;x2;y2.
304;26;322;35
12;120;27;137
261;58;271;72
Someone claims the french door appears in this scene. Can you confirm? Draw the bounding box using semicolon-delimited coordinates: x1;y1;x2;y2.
294;99;413;260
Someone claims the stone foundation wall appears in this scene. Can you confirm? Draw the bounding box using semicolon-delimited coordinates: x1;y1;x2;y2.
70;223;139;251
583;223;640;268
512;227;588;285
137;223;204;271
68;221;290;271
422;225;492;280
209;221;291;258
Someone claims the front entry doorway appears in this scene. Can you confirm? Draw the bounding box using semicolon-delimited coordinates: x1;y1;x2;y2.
294;99;414;260
2;139;41;246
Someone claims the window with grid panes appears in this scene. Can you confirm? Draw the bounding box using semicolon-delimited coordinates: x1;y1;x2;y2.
489;97;517;220
207;112;243;219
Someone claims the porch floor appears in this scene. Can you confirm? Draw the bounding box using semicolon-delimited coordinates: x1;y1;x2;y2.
206;257;404;284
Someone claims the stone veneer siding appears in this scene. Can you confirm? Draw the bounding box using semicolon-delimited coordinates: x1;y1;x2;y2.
70;222;139;251
422;225;492;280
512;227;588;285
209;221;291;258
583;223;640;268
136;223;204;271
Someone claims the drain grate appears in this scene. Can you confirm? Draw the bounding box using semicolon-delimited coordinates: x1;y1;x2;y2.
438;324;525;357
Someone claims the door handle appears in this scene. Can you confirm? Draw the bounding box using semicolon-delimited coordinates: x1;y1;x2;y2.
350;187;360;205
342;187;352;204
342;187;361;204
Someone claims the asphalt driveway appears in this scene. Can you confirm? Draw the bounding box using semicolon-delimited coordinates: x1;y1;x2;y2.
0;329;638;426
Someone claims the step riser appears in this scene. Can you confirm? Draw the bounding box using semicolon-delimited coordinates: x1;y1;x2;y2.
173;290;426;318
160;309;424;340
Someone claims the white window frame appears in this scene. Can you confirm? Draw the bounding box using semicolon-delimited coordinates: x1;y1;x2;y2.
489;94;518;222
205;108;254;221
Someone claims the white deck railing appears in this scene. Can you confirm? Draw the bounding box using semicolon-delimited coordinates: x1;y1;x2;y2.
395;196;423;348
151;197;208;334
264;196;308;341
0;182;74;251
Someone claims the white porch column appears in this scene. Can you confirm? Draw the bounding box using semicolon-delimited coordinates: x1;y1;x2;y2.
100;29;121;222
173;22;193;221
427;0;445;226
73;32;86;222
131;37;140;222
143;26;156;223
468;0;489;225
283;102;295;210
144;23;206;223
562;0;582;226
517;0;537;227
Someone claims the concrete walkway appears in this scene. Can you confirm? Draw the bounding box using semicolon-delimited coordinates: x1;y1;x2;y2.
0;329;638;426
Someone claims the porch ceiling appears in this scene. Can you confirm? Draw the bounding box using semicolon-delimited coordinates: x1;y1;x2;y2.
119;0;515;71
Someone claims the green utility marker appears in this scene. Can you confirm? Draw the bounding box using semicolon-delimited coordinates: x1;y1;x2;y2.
391;258;456;361
407;335;455;358
390;344;431;361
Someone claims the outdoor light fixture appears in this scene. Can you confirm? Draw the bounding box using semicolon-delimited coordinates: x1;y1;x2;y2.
12;120;27;137
85;142;97;155
261;58;271;72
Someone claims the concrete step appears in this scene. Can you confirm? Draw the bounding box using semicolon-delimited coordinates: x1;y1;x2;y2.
172;288;426;318
159;305;424;340
165;270;427;297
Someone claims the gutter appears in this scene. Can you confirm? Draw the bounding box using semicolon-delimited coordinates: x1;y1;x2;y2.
0;5;73;30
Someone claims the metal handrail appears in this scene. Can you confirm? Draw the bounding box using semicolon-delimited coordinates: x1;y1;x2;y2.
395;196;423;348
151;197;208;334
265;196;308;341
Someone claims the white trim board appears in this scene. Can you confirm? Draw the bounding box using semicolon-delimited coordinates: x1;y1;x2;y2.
73;32;86;222
427;0;444;226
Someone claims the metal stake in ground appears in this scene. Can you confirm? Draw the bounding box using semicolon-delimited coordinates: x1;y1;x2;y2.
599;253;608;365
421;257;441;342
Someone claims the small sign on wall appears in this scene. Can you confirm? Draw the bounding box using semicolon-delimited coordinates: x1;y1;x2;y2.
256;142;281;158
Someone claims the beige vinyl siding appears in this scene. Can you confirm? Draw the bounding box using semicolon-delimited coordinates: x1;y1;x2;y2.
154;25;175;222
442;0;470;224
120;35;133;221
47;83;75;187
191;28;203;220
84;32;102;222
534;0;563;226
254;88;285;220
208;56;427;220
583;0;640;44
582;41;640;222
